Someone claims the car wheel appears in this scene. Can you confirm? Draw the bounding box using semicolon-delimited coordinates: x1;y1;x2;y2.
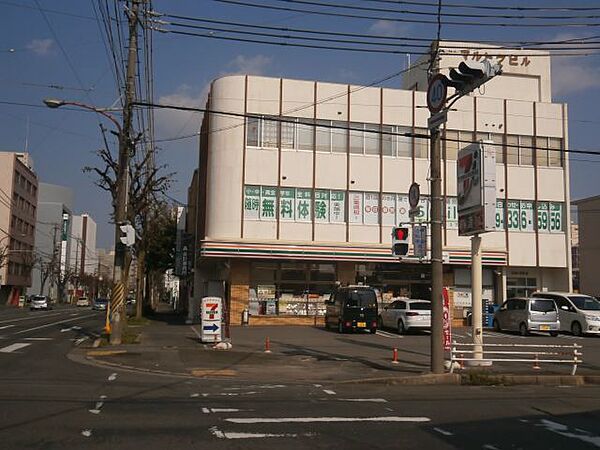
493;319;501;332
549;331;559;337
370;327;377;334
338;321;345;334
571;321;583;337
397;320;406;335
519;322;529;336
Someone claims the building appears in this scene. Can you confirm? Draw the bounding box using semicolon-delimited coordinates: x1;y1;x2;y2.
29;183;74;299
571;222;580;292
572;196;600;297
189;41;571;326
69;213;98;277
0;152;38;305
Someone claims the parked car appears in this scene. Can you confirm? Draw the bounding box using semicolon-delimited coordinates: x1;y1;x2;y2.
493;297;559;336
379;299;431;334
76;297;90;307
531;292;600;336
325;285;378;334
30;295;52;311
93;298;109;311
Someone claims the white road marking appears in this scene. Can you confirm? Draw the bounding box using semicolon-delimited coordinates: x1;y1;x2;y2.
81;429;92;437
323;389;336;395
0;343;31;353
202;407;210;414
23;337;53;341
209;426;313;440
88;409;101;415
0;312;64;324
482;445;500;450
434;427;454;436
74;337;89;345
190;393;200;398
108;373;117;381
201;392;258;397
338;398;387;403
203;408;244;414
376;330;402;338
313;384;322;388
100;395;107;400
13;313;96;335
536;419;600;447
226;416;431;424
0;325;15;330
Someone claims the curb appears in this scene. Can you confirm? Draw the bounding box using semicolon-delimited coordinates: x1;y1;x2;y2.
335;373;461;386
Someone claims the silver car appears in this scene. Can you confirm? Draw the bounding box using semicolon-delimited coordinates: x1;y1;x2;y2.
532;292;600;336
30;295;52;311
493;297;559;336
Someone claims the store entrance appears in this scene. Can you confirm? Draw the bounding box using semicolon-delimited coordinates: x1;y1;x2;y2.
355;263;432;303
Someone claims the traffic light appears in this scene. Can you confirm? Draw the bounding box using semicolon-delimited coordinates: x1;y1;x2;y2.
444;60;502;96
119;223;135;247
391;226;409;257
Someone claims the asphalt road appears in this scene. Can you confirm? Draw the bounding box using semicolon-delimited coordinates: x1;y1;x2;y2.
1;306;599;449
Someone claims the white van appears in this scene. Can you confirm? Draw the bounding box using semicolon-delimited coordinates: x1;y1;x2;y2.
531;292;600;336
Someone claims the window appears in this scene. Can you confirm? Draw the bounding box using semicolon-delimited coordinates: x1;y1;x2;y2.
349;122;364;154
281;120;295;149
331;121;347;153
397;126;412;158
364;124;380;155
414;128;428;158
530;299;555;313
507;277;537;298
246;116;260;147
491;133;504;164
520;136;533;165
316;119;330;152
382;125;394;156
445;130;458;160
536;137;549;166
548;137;562;167
262;118;279;147
506;135;519;164
297;119;314;151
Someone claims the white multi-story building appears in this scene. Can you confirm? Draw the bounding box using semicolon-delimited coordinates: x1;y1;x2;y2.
189;42;571;325
69;213;98;277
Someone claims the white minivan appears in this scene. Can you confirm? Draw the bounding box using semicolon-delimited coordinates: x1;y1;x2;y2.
531;292;600;336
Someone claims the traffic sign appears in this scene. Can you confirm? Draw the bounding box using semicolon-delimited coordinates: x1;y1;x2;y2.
427;74;447;114
408;182;420;209
428;109;447;130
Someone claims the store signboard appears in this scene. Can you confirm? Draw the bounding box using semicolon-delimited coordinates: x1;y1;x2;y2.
457;141;496;235
201;296;222;343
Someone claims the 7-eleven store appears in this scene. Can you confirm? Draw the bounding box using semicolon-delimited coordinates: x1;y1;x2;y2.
189;58;571;326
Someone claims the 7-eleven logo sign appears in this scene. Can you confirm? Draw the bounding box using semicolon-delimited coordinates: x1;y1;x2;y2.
206;303;219;320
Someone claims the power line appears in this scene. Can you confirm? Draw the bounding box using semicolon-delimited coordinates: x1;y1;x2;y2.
213;0;600;28
358;0;600;13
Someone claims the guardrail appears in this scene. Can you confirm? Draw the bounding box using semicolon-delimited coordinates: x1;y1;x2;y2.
450;342;583;375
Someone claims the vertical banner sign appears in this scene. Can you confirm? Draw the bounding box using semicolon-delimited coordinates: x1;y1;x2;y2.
201;296;222;343
457;141;497;235
520;201;534;232
396;194;410;225
279;187;295;221
244;186;260;220
413;225;427;258
537;202;549;232
446;197;458;229
381;194;396;225
314;190;329;223
442;287;451;351
495;200;505;230
550;202;563;233
330;191;345;223
295;188;312;222
364;193;379;225
349;192;363;223
261;186;277;221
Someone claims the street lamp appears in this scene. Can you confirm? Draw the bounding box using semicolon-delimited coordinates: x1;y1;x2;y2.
43;97;130;344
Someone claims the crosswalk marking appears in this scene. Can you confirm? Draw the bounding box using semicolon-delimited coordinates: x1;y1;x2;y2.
0;343;31;353
0;325;15;330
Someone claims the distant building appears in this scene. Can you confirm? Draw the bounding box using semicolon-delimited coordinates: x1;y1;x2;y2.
29;183;74;299
573;196;600;296
0;152;38;305
571;222;579;292
69;213;98;277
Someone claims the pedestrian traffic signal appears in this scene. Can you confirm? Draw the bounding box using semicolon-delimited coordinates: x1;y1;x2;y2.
119;223;135;247
391;226;409;257
444;60;502;96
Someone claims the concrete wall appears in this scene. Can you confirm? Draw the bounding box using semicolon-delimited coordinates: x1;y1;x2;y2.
577;197;600;296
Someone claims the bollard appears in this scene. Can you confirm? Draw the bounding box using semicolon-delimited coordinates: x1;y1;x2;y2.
533;353;541;370
264;336;272;353
391;348;399;364
459;353;465;370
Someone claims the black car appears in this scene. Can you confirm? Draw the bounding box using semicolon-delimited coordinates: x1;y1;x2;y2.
325;285;378;334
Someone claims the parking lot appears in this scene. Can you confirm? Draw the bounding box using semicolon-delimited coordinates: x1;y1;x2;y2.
229;324;600;377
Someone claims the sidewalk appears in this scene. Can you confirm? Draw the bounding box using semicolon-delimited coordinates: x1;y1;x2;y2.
72;309;600;385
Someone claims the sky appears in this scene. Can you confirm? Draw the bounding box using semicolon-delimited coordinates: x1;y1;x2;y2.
1;0;599;248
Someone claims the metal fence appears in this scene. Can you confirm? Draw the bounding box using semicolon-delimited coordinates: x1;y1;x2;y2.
450;341;583;375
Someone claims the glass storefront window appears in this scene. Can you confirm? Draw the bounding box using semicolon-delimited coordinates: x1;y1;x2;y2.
507;277;537;298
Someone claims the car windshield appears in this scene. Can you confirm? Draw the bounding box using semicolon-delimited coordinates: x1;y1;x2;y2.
410;302;431;311
345;290;377;308
530;299;555;312
568;295;600;311
33;296;46;301
96;299;108;304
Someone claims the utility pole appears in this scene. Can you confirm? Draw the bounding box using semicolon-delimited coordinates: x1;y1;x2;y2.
110;0;139;344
